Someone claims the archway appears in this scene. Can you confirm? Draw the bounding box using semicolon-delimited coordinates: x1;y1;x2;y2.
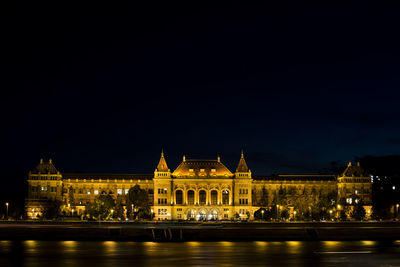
199;190;207;205
222;190;230;205
210;209;218;220
199;209;207;220
211;190;218;205
187;190;195;205
187;209;195;220
176;190;183;205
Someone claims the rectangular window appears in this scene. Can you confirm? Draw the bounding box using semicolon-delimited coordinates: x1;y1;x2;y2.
117;189;122;195
189;169;194;172
94;190;99;195
125;189;129;195
87;191;91;194
211;169;216;172
41;186;47;192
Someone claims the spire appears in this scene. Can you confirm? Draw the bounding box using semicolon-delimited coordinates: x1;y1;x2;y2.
156;150;168;171
217;155;220;162
236;150;249;172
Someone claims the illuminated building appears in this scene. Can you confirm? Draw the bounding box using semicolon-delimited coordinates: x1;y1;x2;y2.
25;152;372;220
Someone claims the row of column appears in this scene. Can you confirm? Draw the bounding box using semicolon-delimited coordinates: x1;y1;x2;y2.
174;189;232;205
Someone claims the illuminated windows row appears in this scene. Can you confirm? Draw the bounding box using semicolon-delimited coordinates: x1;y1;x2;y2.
239;189;248;194
158;188;168;194
31;186;57;192
158;209;167;215
117;189;130;195
158;198;167;204
239;199;249;205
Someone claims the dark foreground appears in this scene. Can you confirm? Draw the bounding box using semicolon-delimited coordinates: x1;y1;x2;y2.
1;240;400;267
1;222;400;241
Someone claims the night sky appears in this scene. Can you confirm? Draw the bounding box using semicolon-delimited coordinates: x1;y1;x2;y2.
2;2;400;193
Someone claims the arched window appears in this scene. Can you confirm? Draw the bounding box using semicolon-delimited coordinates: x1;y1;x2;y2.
176;190;183;205
199;190;207;205
188;190;195;205
222;190;229;205
211;190;218;205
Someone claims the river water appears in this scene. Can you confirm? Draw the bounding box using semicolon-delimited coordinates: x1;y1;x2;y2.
1;240;400;266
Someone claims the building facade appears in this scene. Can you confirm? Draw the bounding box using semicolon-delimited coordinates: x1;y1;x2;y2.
25;152;372;220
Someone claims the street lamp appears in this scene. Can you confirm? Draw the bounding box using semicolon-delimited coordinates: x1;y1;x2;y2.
293;210;297;221
276;205;280;221
5;203;9;219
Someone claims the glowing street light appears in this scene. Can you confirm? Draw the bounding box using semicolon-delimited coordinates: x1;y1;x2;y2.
5;203;9;219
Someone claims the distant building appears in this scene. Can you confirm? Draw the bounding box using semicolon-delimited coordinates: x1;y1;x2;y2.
25;152;372;220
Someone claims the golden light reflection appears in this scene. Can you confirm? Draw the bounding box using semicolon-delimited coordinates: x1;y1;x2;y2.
143;242;159;247
103;241;117;254
186;241;201;247
62;241;77;248
24;240;37;248
286;241;300;247
219;241;233;247
254;241;268;247
323;241;340;249
361;240;376;246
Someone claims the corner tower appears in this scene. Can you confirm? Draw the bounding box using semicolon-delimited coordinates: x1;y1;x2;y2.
153;150;172;220
154;150;171;178
234;151;252;220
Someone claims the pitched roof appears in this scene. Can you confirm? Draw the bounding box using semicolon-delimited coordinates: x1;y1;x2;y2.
156;150;169;171
62;173;153;180
30;159;59;174
172;158;233;177
253;174;336;181
236;151;249;172
341;162;369;177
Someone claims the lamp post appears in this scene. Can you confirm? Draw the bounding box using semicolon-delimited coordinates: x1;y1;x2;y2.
5;203;9;219
293;210;296;221
276;205;280;221
396;204;399;219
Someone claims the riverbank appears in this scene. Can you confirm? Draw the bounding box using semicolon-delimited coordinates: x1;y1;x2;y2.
1;221;400;241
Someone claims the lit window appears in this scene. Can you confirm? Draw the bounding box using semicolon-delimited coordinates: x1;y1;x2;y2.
164;188;167;194
355;190;358;194
94;190;99;195
117;189;122;195
200;169;205;172
41;186;47;191
87;191;91;195
189;169;194;172
125;189;129;195
211;169;216;172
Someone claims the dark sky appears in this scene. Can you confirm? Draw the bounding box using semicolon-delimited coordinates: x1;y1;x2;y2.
2;2;400;193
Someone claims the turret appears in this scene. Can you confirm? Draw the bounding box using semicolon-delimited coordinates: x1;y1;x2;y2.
235;150;251;178
154;150;171;178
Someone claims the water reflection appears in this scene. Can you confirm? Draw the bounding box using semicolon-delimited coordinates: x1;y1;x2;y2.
0;240;399;267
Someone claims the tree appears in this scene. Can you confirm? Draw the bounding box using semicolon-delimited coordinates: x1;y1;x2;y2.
352;200;366;221
339;210;347;221
86;194;115;220
113;196;125;220
68;186;75;208
260;187;269;207
280;209;289;221
42;200;62;219
126;185;151;220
